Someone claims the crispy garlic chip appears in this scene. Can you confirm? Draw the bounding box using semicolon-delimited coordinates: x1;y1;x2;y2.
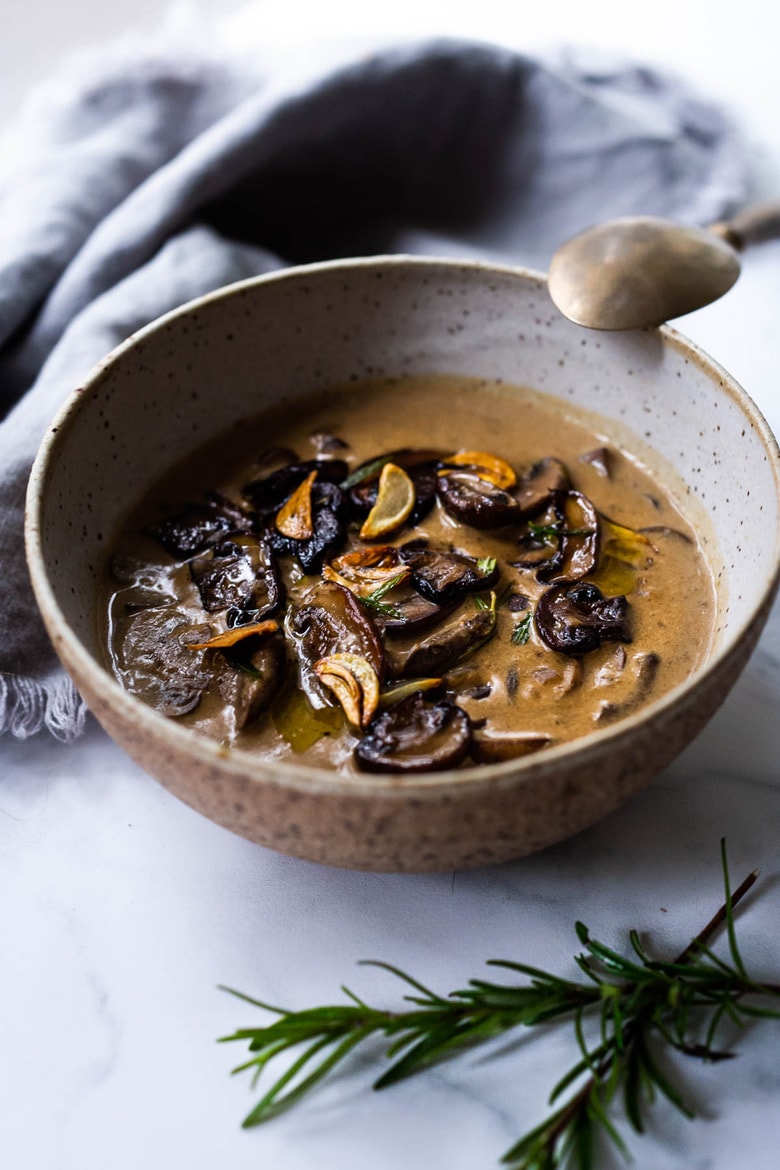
275;470;317;539
313;652;380;730
359;463;416;540
324;546;411;596
439;450;517;490
184;619;280;650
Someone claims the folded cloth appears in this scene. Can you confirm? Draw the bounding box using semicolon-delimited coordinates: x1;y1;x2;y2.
0;31;748;740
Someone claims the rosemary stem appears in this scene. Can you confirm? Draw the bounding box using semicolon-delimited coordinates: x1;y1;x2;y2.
675;869;759;964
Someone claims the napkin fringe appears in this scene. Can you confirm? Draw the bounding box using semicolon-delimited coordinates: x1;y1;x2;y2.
0;672;86;741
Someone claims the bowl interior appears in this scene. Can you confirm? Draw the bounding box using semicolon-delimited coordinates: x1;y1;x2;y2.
32;257;780;735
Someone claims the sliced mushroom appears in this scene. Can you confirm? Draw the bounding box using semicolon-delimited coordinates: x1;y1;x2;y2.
113;607;212;716
217;631;287;729
373;581;457;634
190;536;283;618
638;525;693;544
287;581;384;708
150;494;253;559
513;457;571;518
254;446;300;471
398;544;499;605
436;471;521;529
536;491;600;584
578;447;612;477
594;651;661;722
535;582;631;656
594;644;628;687
310;431;349;455
354;693;471;773
471;732;552;763
386;604;497;678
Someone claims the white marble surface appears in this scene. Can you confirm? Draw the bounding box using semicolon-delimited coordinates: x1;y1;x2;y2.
2;4;780;1168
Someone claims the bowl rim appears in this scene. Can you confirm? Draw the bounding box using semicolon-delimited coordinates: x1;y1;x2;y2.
25;254;780;799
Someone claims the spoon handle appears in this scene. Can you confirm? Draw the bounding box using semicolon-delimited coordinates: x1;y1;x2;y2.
710;199;780;250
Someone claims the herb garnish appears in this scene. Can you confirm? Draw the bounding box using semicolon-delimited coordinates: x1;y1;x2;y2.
511;611;533;645
359;571;406;620
220;842;780;1166
527;521;593;542
477;556;498;576
340;455;393;490
474;591;497;614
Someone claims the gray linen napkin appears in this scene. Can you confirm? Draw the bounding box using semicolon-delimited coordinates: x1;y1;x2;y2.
0;36;748;740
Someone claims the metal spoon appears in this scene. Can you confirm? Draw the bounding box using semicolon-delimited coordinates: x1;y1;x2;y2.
548;200;780;330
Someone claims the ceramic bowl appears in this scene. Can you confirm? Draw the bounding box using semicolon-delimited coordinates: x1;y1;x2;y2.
26;257;780;872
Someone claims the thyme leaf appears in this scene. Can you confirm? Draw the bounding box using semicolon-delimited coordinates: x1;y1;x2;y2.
477;556;498;576
220;842;780;1166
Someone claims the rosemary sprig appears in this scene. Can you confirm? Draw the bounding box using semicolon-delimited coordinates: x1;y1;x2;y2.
220;841;780;1166
527;522;593;542
511;611;533;645
358;571;407;620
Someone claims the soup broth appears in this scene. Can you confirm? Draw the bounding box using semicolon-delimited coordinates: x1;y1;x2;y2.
102;375;716;773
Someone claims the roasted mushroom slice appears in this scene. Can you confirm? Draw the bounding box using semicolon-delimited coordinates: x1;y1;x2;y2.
398;545;499;605
535;582;631;656
373;582;458;634
216;630;287;730
355;693;471;773
190;536;283;618
287;581;384;708
113;608;212;716
436;472;521;529
243;459;348;517
149;493;253;559
513;457;571;519
471;732;552;763
535;491;600;584
578;447;612;478
386;602;497;678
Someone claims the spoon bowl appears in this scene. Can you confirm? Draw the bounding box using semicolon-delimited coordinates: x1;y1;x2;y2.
548;216;741;331
549;200;780;331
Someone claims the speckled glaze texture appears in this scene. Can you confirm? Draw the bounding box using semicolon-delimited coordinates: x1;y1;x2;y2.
26;258;780;871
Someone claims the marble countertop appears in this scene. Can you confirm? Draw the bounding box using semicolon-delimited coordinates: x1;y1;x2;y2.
3;5;780;1168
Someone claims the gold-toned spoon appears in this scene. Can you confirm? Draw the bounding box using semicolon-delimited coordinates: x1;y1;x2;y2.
548;200;780;330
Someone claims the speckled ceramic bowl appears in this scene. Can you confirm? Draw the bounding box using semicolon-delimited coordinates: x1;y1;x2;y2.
26;258;780;871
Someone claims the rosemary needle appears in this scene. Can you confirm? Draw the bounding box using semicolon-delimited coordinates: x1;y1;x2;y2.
219;840;780;1167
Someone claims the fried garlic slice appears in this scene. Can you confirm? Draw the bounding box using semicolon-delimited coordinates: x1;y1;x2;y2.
314;652;380;730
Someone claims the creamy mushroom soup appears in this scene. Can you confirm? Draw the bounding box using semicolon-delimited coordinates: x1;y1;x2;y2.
102;375;716;773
